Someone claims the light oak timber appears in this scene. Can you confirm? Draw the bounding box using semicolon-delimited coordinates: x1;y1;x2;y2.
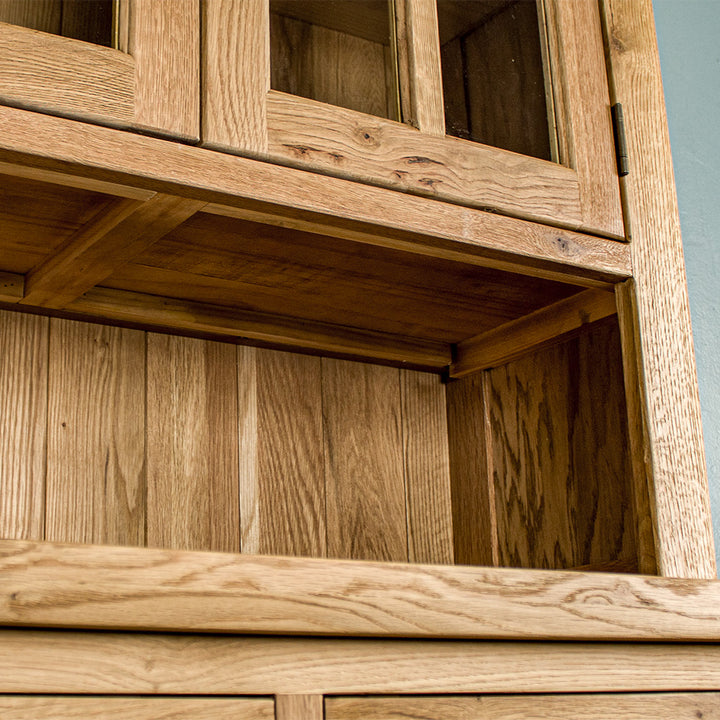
267;90;583;230
0;105;631;287
21;194;205;309
0;271;22;302
401;370;454;564
548;0;624;237
0;160;156;200
397;0;445;135
45;319;146;546
146;334;239;553
0;311;47;540
128;0;199;141
0;696;274;720
276;695;323;720
2;629;720;694
450;288;617;377
67;287;452;368
326;693;720;720
0;23;134;124
3;540;720;641
203;0;268;154
603;0;716;578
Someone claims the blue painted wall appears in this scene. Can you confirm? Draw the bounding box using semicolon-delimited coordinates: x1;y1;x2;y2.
653;0;720;573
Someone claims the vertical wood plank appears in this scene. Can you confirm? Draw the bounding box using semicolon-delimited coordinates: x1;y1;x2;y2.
0;310;47;540
401;369;453;564
0;0;61;34
238;345;259;554
45;319;145;546
203;0;269;154
276;694;323;720
445;373;497;566
602;0;716;578
323;359;407;562
147;335;239;553
255;349;325;558
130;0;199;141
548;0;624;237
397;0;445;135
616;280;658;574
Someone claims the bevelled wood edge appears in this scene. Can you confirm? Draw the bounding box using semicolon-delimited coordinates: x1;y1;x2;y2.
602;0;716;578
0;106;631;287
1;539;719;641
449;287;616;377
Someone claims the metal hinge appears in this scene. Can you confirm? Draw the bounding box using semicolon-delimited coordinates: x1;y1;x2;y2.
611;103;630;177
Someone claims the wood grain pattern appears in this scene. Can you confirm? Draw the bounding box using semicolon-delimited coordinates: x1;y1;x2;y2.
0;105;632;286
0;696;274;720
203;0;268;154
128;0;199;141
401;370;453;564
146;334;239;552
323;360;407;561
3;629;720;694
0;22;134;122
254;350;325;557
602;0;716;578
8;539;720;641
546;0;623;237
267;90;583;231
68;287;451;368
21;194;205;309
45;319;145;546
488;319;635;570
0;1;61;34
326;693;720;720
445;373;497;566
61;0;113;47
450;288;617;377
276;695;323;720
397;0;444;135
0;311;47;540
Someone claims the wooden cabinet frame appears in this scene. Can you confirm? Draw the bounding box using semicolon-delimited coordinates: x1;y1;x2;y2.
0;0;199;141
203;0;623;237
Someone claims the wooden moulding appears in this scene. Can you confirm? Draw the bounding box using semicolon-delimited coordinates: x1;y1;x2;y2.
0;106;631;287
2;628;720;695
2;539;720;642
449;287;617;377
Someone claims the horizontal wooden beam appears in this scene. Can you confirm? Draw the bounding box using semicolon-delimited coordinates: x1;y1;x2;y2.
1;628;719;695
20;195;206;309
449;288;617;377
66;287;451;368
0;105;631;287
0;271;23;303
2;540;720;642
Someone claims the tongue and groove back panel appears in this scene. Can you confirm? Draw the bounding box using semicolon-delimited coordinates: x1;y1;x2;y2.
0;308;637;571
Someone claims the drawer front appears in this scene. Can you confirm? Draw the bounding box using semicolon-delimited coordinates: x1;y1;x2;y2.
0;696;274;720
326;693;720;719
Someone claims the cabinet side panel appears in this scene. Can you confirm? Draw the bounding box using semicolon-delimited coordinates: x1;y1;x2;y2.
0;310;47;540
488;319;636;570
401;369;453;564
45;319;145;546
323;359;407;562
445;373;497;566
146;335;239;552
255;349;325;558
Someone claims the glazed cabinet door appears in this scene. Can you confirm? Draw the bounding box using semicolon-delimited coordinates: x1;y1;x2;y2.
202;0;623;238
0;0;199;141
326;693;720;719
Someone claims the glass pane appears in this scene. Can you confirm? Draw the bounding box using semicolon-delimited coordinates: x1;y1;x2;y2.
270;0;399;120
437;0;555;160
0;0;115;47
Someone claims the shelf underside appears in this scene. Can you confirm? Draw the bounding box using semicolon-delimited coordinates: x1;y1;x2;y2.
0;172;605;370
